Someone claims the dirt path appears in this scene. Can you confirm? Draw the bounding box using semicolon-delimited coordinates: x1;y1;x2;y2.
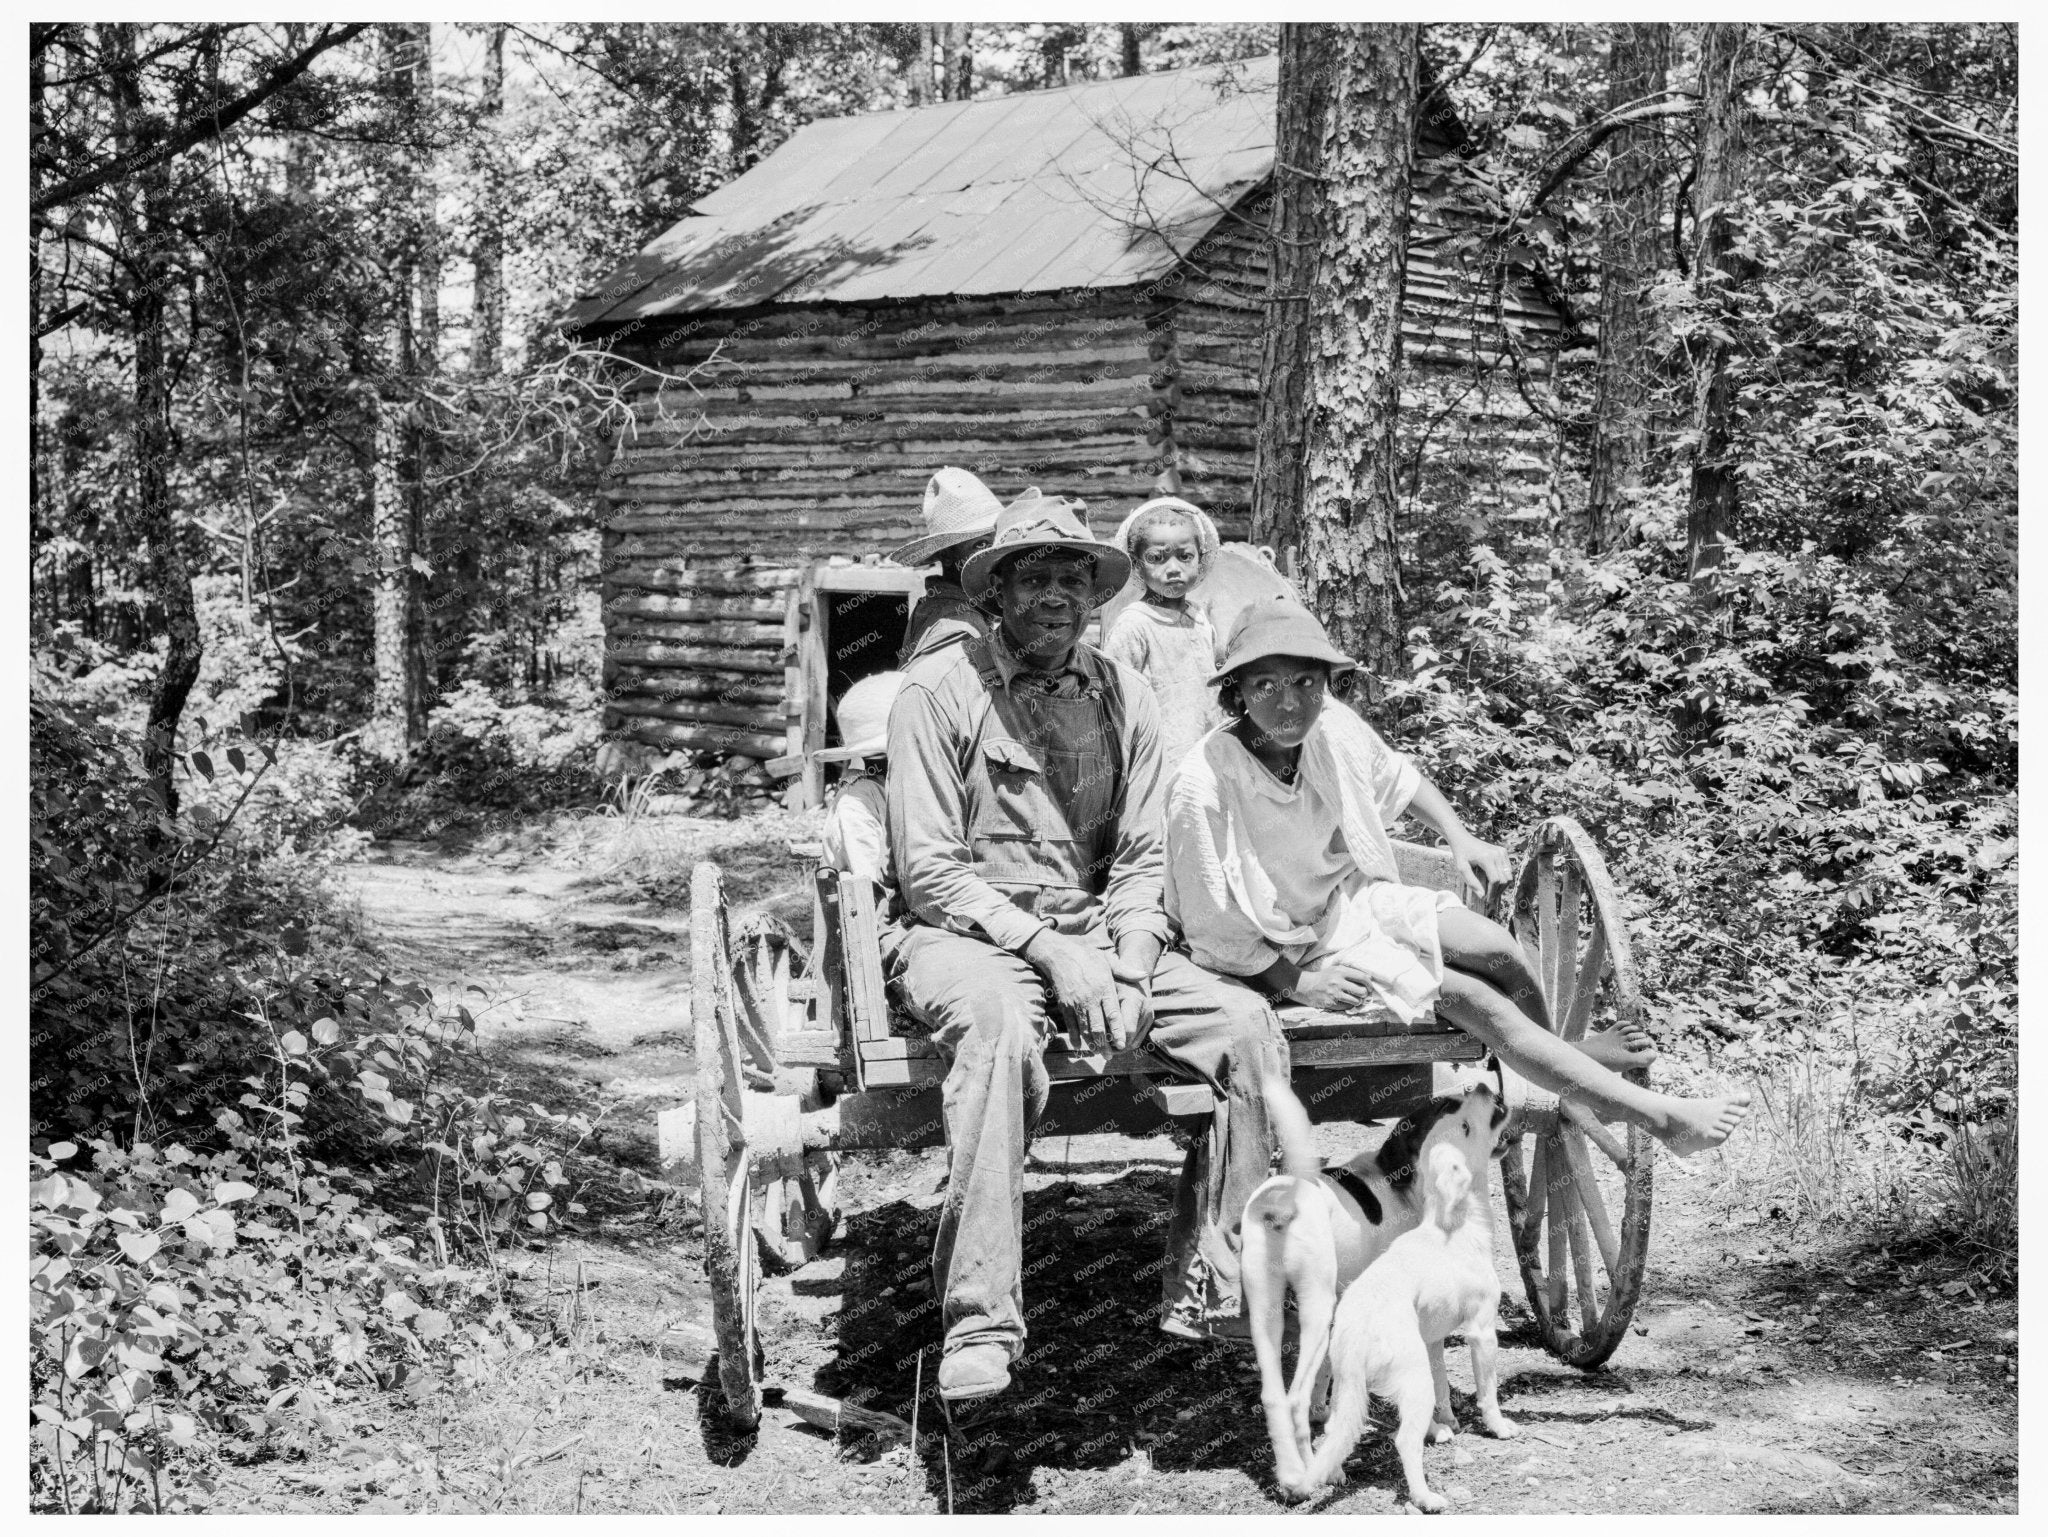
240;830;2016;1515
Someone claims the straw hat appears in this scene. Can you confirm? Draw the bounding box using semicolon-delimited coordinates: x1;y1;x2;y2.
959;489;1130;610
886;467;1005;567
815;670;905;764
1209;596;1358;684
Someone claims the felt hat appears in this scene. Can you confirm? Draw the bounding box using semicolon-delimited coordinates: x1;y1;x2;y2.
814;670;904;764
1209;596;1358;684
886;467;1005;567
960;489;1130;610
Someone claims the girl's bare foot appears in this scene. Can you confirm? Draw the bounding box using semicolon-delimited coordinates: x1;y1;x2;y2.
1578;1023;1658;1072
1657;1092;1753;1157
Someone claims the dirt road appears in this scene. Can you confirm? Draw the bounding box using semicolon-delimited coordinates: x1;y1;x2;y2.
244;829;2016;1515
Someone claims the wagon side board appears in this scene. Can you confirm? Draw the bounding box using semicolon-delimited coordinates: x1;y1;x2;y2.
829;1059;1461;1152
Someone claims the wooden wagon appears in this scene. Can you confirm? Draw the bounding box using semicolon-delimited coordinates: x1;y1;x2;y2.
666;818;1654;1428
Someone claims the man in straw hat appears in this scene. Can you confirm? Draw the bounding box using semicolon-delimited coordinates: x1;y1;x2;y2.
889;466;1003;667
884;489;1296;1404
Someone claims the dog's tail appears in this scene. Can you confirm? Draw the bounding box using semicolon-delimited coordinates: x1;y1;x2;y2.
1244;1175;1299;1235
1296;1362;1369;1494
1265;1061;1322;1180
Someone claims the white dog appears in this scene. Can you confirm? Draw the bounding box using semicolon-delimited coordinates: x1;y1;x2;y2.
1240;1081;1504;1495
1289;1124;1519;1510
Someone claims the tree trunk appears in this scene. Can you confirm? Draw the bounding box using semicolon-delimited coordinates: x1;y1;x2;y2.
109;24;204;819
471;26;504;377
912;24;935;106
1295;24;1417;690
942;24;972;101
1585;23;1670;554
30;36;48;632
367;23;432;758
408;23;442;712
1251;23;1334;562
1686;22;1747;584
1120;23;1143;77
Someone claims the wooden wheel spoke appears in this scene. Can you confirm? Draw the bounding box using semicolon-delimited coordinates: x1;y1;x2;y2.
1558;1124;1622;1277
1535;852;1561;1019
1553;859;1582;1030
1561;922;1609;1042
1522;1135;1550;1252
1561;1097;1631;1172
1543;1133;1569;1323
1559;1170;1601;1335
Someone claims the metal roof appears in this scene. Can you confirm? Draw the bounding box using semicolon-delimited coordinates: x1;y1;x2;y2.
565;57;1289;330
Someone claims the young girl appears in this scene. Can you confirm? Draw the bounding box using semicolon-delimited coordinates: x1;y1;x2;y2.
817;670;904;893
1163;597;1751;1158
1103;497;1224;774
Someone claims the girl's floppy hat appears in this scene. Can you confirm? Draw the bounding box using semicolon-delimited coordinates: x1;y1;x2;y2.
1210;596;1358;684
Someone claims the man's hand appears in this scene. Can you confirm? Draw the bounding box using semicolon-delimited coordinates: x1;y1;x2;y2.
1450;835;1512;903
1022;928;1118;1048
1108;955;1154;1053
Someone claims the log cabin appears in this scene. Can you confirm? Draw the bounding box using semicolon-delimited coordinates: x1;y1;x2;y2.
565;54;1569;805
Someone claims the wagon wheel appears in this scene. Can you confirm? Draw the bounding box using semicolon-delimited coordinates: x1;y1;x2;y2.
689;867;842;1425
693;861;764;1426
1495;817;1654;1370
729;913;837;1272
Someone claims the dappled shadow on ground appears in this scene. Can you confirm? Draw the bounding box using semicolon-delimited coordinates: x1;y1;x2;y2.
784;1169;1279;1513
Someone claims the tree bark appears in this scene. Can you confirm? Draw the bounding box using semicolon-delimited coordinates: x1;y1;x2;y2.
942;24;972;101
1686;22;1747;584
1295;24;1417;691
471;25;505;377
1250;23;1334;561
1585;22;1671;553
109;24;204;820
367;23;432;758
30;36;48;631
1120;23;1144;77
911;24;935;106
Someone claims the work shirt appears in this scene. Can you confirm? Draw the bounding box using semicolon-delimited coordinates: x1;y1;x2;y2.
898;580;990;667
886;625;1171;956
822;773;890;888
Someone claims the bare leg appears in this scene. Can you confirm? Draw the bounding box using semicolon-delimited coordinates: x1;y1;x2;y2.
1438;908;1655;1071
1436;970;1750;1157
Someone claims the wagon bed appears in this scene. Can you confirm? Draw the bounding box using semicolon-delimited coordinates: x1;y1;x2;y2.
667;816;1654;1427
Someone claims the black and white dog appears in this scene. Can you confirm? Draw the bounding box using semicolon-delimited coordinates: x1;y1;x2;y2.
1240;1081;1509;1496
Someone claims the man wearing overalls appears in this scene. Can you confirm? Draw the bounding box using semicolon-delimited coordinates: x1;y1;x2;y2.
883;489;1293;1404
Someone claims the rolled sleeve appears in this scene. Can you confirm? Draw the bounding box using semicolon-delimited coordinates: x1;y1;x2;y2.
1104;666;1171;951
886;673;1051;954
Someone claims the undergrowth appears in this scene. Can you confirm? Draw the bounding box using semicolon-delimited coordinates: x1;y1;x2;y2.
29;681;612;1511
1385;534;2016;1279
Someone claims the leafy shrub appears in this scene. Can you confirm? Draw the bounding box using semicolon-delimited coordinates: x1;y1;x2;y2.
1380;534;2016;1198
29;911;598;1511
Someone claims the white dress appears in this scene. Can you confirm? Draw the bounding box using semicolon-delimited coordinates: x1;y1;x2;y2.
1164;701;1457;1023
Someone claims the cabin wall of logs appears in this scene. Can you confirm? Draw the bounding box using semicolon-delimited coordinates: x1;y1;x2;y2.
595;182;1567;797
